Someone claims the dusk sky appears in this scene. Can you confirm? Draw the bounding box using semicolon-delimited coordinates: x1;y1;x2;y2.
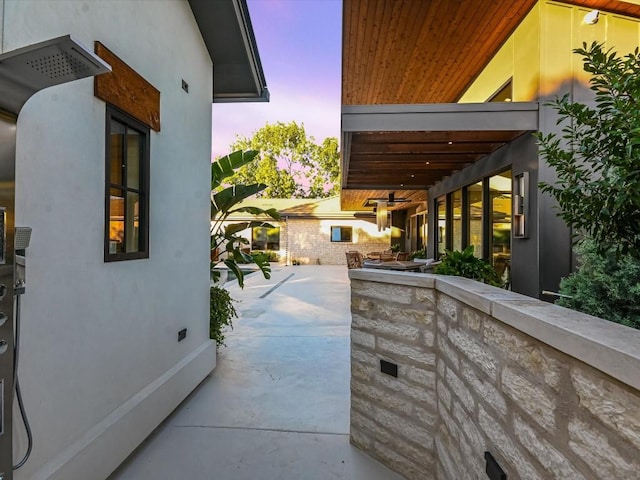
211;0;342;157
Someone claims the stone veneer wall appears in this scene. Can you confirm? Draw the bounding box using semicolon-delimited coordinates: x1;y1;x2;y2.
349;269;640;480
286;218;389;265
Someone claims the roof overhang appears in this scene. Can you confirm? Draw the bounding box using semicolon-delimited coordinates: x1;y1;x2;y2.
188;0;269;103
341;102;539;211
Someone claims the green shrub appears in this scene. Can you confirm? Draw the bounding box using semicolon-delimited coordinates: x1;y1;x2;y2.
434;246;502;287
251;250;280;262
557;240;640;329
409;248;428;260
210;286;238;346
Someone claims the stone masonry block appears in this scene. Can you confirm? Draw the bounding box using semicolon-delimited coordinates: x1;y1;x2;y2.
514;414;587;480
484;319;561;390
437;358;446;378
448;327;498;380
352;378;414;415
376;372;436;406
352;345;377;365
351;296;374;312
373;442;433;480
351;360;374;381
461;361;507;418
569;418;640;479
415;288;436;305
452;400;485;457
437;315;448;334
502;366;556;432
404;365;436;389
438;383;452;411
377;337;436;367
376;435;436;472
373;406;435;450
422;328;435;347
352;314;421;341
446;368;475;414
351;409;392;445
437;294;459;322
376;303;435;326
478;405;544;480
436;436;462;480
462;308;483;331
438;334;460;371
414;405;438;429
351;280;413;304
351;329;376;349
571;367;640;452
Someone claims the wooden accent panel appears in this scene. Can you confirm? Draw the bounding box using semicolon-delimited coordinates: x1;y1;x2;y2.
94;42;160;132
341;189;427;212
343;0;640;106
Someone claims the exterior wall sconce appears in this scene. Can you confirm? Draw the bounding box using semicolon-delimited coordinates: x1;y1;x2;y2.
513;172;529;238
583;10;599;25
376;201;388;231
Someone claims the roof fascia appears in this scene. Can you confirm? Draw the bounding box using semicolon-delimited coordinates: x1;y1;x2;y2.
342;102;539;132
189;0;269;103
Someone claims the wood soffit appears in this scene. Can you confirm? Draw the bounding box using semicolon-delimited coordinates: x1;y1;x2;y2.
340;1;640;211
342;0;640;105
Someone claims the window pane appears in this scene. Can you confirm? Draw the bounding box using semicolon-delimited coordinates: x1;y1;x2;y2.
125;191;140;253
437;199;446;255
490;170;512;284
467;182;483;257
452;190;462;251
109;188;125;254
266;227;280;250
109;120;125;186
126;129;141;190
331;226;352;242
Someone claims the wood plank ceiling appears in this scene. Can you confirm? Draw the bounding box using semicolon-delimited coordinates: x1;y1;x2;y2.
340;0;640;211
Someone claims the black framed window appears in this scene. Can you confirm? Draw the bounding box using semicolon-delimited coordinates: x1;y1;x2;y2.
252;226;280;251
331;226;352;242
105;106;150;261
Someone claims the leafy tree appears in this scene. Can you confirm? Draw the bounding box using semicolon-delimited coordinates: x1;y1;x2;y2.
211;150;280;288
228;121;340;198
536;42;640;258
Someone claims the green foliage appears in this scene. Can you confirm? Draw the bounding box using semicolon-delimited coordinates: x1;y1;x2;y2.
390;244;402;253
210;286;238;346
409;248;428;260
556;240;640;329
228;121;340;198
251;250;280;262
211;150;281;287
434;246;502;287
536;42;640;258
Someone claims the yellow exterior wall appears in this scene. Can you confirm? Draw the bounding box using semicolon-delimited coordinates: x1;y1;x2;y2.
458;1;640;103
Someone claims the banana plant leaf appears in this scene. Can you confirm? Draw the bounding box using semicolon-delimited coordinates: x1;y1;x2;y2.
212;150;258;190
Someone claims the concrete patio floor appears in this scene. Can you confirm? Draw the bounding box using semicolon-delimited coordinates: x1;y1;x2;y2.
109;265;403;480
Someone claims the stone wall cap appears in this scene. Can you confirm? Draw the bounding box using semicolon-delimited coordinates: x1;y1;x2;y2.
349;269;436;288
492;298;640;392
434;276;522;314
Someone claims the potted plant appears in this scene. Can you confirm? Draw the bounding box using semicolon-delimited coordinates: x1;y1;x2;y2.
433;246;502;287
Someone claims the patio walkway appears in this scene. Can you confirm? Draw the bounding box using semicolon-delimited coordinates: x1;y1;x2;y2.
109;265;403;480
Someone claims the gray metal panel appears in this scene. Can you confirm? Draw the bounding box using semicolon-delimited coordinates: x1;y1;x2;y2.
342;102;539;132
0;35;110;115
188;0;269;102
0;112;15;479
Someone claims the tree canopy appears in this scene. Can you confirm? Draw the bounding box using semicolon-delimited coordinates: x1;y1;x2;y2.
227;121;340;198
537;42;640;258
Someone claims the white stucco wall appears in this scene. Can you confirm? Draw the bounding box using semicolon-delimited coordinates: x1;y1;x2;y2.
6;1;215;478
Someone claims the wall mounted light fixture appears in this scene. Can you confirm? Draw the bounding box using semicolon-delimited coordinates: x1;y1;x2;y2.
583;10;599;25
514;172;529;238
